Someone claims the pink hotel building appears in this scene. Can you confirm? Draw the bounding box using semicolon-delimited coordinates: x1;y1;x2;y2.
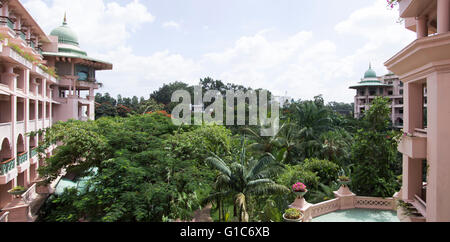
386;0;450;221
0;0;111;220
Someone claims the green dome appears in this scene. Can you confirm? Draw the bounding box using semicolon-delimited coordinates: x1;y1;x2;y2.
50;16;79;46
364;64;377;78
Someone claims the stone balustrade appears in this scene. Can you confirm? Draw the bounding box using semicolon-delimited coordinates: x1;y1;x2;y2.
291;185;398;222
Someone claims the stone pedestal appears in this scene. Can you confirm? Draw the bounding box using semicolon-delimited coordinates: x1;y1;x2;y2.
334;185;356;210
289;196;312;222
290;196;306;209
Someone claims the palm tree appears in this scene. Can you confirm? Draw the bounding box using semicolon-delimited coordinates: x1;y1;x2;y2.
319;129;352;165
243;127;278;154
308;182;341;204
204;140;289;222
294;101;333;160
295;101;332;139
271;122;300;164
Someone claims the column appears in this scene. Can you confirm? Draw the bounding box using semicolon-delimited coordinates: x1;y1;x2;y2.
426;71;450;222
437;0;450;34
416;16;428;39
402;156;422;201
404;82;423;133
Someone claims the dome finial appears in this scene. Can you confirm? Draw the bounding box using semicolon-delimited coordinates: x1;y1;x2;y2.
63;12;67;25
369;62;372;69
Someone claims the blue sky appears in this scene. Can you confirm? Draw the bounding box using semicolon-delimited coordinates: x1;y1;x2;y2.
23;0;415;103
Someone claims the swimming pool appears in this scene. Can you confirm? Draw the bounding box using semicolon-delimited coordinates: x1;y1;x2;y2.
312;208;399;222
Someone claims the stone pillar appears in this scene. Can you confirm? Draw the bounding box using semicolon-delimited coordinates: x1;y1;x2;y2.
425;71;450;222
43;79;46;122
416;16;428;39
437;0;450;34
402;156;423;201
404;82;424;133
334;185;356;210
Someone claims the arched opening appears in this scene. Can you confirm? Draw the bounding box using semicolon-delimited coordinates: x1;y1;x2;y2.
0;138;12;162
29;136;36;150
16;134;27;187
0;138;14;207
16;134;25;155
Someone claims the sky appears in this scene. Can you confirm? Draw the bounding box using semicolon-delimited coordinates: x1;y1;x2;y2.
22;0;415;103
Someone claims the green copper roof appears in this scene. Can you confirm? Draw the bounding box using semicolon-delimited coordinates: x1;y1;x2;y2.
364;63;377;78
349;82;392;89
50;14;79;46
42;51;113;66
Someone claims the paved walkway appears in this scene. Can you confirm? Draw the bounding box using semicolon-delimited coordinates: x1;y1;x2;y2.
192;204;213;222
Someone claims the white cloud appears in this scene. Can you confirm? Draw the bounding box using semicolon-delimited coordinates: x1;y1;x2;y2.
23;0;155;50
22;0;416;103
95;47;202;97
162;21;181;29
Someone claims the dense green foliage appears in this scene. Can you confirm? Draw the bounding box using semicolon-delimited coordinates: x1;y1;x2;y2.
37;79;402;222
350;97;402;197
38;114;231;222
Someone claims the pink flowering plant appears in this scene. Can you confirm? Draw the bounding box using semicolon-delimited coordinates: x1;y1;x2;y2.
292;182;308;197
387;0;399;8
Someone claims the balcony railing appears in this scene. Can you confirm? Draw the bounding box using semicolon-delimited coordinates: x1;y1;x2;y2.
16;30;26;41
16;152;28;166
0;158;16;175
0;211;9;222
412;194;427;218
30;147;38;158
0;16;15;30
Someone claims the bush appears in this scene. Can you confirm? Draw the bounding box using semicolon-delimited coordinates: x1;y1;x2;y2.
302;158;340;185
276;165;320;191
284;208;302;219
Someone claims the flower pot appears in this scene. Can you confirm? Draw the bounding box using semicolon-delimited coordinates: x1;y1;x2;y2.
291;190;308;209
8;189;26;198
338;179;351;186
294;190;308;198
283;212;304;222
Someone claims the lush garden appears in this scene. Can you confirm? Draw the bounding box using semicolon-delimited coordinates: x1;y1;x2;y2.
35;78;402;222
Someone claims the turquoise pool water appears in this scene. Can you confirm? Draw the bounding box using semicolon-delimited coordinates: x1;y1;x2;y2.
312;208;399;222
54;168;96;195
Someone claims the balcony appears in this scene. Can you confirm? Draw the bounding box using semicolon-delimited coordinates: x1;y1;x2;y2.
15;29;26;42
398;129;427;159
0;16;16;36
16;152;29;173
29;147;38;165
16;152;28;166
385;32;450;79
0;45;33;70
0;158;17;184
398;0;434;18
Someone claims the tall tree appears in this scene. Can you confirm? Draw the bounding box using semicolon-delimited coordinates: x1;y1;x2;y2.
350;97;401;197
204;140;288;222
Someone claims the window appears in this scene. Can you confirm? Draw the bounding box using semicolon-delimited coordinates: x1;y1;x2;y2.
77;71;88;81
400;89;404;95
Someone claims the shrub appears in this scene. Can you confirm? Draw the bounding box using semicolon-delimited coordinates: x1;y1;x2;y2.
302;158;340;185
276;165;320;192
284;208;302;219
